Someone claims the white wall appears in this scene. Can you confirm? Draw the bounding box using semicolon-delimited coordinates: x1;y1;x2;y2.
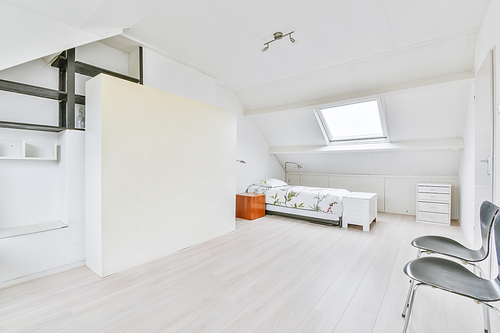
76;43;130;76
0;59;60;126
143;48;216;105
58;130;86;265
0;129;85;284
86;74;236;277
215;87;285;193
0;130;59;227
458;89;476;246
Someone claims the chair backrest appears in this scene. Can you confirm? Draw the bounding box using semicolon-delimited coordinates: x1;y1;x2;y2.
479;201;500;259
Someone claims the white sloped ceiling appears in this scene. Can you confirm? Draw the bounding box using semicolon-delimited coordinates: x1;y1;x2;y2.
250;78;472;176
250;80;470;146
0;0;167;71
1;0;488;177
124;0;487;92
0;1;120;71
237;33;476;112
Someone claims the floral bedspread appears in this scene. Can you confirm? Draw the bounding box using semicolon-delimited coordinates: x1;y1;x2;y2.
246;185;350;216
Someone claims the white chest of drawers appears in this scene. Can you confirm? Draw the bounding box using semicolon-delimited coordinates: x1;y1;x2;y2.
416;183;451;225
343;192;377;231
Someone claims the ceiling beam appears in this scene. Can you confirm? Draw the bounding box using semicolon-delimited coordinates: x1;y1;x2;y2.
268;138;464;155
244;71;473;117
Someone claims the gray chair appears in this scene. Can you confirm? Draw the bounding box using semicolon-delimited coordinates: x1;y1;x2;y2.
402;201;499;319
402;211;500;333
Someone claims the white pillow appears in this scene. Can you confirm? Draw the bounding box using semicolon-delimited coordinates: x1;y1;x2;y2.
253;178;288;188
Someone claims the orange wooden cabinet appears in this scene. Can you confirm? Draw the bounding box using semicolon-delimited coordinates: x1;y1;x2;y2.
236;193;265;220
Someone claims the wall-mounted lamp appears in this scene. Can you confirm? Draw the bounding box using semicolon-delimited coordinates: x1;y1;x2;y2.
285;162;302;171
262;31;296;52
236;160;247;164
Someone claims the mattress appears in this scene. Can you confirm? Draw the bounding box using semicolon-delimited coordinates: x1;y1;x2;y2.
246;185;350;217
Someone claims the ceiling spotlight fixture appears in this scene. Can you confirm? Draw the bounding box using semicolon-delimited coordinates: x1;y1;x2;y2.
261;31;296;52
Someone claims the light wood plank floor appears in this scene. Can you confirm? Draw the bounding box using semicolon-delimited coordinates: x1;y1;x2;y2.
1;212;498;332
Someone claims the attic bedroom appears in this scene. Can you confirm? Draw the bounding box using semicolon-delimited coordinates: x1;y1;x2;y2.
0;0;499;332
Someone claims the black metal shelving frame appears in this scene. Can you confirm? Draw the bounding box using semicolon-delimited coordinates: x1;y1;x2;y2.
0;46;143;132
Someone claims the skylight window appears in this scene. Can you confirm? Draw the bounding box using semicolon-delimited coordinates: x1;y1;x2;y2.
317;99;387;143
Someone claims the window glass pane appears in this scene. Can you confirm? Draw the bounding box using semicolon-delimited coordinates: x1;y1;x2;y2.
319;100;385;141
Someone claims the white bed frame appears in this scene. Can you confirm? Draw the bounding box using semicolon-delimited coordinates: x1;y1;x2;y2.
265;204;342;227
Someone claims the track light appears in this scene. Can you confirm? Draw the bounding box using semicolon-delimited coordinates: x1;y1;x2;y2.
261;31;296;52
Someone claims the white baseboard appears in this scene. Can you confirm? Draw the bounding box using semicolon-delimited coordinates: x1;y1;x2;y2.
0;261;86;290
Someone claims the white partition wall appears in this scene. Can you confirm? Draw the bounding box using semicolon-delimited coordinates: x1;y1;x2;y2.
85;74;236;277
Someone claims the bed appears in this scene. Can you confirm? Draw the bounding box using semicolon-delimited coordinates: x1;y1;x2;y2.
246;178;351;227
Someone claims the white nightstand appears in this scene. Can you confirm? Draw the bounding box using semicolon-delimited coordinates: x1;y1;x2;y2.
343;192;377;231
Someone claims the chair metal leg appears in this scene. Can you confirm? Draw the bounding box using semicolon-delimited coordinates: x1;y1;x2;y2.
402;249;424;318
469;263;489;332
401;279;415;318
402;282;423;333
483;303;490;333
483;302;500;316
402;282;498;333
480;302;500;333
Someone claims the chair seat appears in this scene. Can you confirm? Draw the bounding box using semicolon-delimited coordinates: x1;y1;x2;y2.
412;235;485;262
404;257;500;302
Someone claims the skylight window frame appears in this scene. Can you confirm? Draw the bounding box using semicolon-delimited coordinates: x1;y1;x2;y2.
315;98;390;144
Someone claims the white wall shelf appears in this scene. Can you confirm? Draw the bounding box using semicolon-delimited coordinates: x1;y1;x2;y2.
0;221;67;239
0;121;66;133
0;141;57;160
